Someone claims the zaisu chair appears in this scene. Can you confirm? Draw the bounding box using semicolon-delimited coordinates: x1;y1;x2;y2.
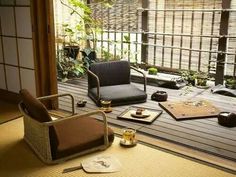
18;89;114;164
87;60;147;106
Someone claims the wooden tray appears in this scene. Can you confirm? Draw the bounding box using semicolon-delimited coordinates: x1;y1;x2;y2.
159;100;221;120
117;106;162;124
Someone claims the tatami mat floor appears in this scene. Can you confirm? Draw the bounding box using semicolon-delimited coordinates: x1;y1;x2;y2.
0;118;235;177
0;100;21;124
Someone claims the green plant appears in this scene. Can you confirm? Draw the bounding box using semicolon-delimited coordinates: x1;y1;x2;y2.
60;0;104;50
181;70;197;86
57;51;86;82
225;77;236;89
98;35;138;62
80;48;97;68
148;67;158;75
61;23;80;46
195;72;208;86
101;48;120;61
57;0;108;78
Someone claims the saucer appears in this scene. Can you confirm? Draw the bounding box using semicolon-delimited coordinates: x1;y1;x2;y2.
120;139;137;147
100;107;112;113
130;110;150;119
130;113;150;118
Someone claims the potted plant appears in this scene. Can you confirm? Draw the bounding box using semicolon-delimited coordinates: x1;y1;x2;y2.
195;71;208;87
181;70;197;86
59;0;110;70
81;48;97;69
225;77;236;89
62;23;80;60
57;53;86;82
148;67;158;75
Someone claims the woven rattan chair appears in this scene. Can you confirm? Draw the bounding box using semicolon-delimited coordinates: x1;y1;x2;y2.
18;89;114;164
88;60;147;106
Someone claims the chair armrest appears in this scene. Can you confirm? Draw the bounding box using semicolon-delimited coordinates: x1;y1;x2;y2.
130;66;147;92
87;69;101;101
44;110;109;146
37;93;75;116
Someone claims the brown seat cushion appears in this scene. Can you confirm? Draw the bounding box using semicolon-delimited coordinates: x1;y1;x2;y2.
19;89;52;122
51;117;114;160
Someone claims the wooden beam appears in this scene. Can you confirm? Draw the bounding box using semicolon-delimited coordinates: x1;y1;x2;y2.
31;0;58;108
141;0;149;63
215;0;231;85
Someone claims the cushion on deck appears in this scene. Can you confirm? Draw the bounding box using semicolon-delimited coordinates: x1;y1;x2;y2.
51;117;114;160
89;84;147;106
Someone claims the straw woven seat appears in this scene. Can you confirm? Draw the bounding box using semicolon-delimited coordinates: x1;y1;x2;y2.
18;89;114;164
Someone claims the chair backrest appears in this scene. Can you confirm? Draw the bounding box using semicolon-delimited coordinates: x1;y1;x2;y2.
19;89;52;122
88;60;131;88
19;89;59;153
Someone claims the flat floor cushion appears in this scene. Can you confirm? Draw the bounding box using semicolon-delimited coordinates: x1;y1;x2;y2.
51;117;114;160
89;84;147;106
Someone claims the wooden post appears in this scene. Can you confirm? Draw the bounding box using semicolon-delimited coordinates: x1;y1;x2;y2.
141;0;148;64
215;0;231;85
31;0;58;108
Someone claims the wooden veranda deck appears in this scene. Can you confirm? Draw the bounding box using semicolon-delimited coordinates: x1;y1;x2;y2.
58;77;236;165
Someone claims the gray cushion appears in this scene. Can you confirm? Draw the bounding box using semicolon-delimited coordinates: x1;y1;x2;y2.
89;84;147;106
89;60;130;88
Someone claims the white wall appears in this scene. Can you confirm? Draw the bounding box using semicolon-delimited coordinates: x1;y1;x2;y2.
0;0;36;96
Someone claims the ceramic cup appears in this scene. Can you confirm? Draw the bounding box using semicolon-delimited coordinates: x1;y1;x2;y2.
100;100;111;109
100;100;112;113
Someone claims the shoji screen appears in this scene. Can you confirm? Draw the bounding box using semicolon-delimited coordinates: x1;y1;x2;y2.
0;0;36;97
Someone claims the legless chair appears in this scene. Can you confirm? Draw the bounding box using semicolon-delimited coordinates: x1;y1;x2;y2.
19;89;114;164
88;60;147;106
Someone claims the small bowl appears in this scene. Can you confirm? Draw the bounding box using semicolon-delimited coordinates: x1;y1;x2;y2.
77;100;87;107
218;112;236;127
151;91;168;102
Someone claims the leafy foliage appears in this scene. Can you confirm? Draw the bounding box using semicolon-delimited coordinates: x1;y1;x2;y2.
57;51;86;82
181;70;197;86
60;0;103;49
148;67;158;75
225;77;236;89
81;48;97;69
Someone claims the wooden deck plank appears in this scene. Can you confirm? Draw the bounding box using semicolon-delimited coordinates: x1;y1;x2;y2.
141;122;236;151
58;78;236;161
59;82;236;129
138;127;236;160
